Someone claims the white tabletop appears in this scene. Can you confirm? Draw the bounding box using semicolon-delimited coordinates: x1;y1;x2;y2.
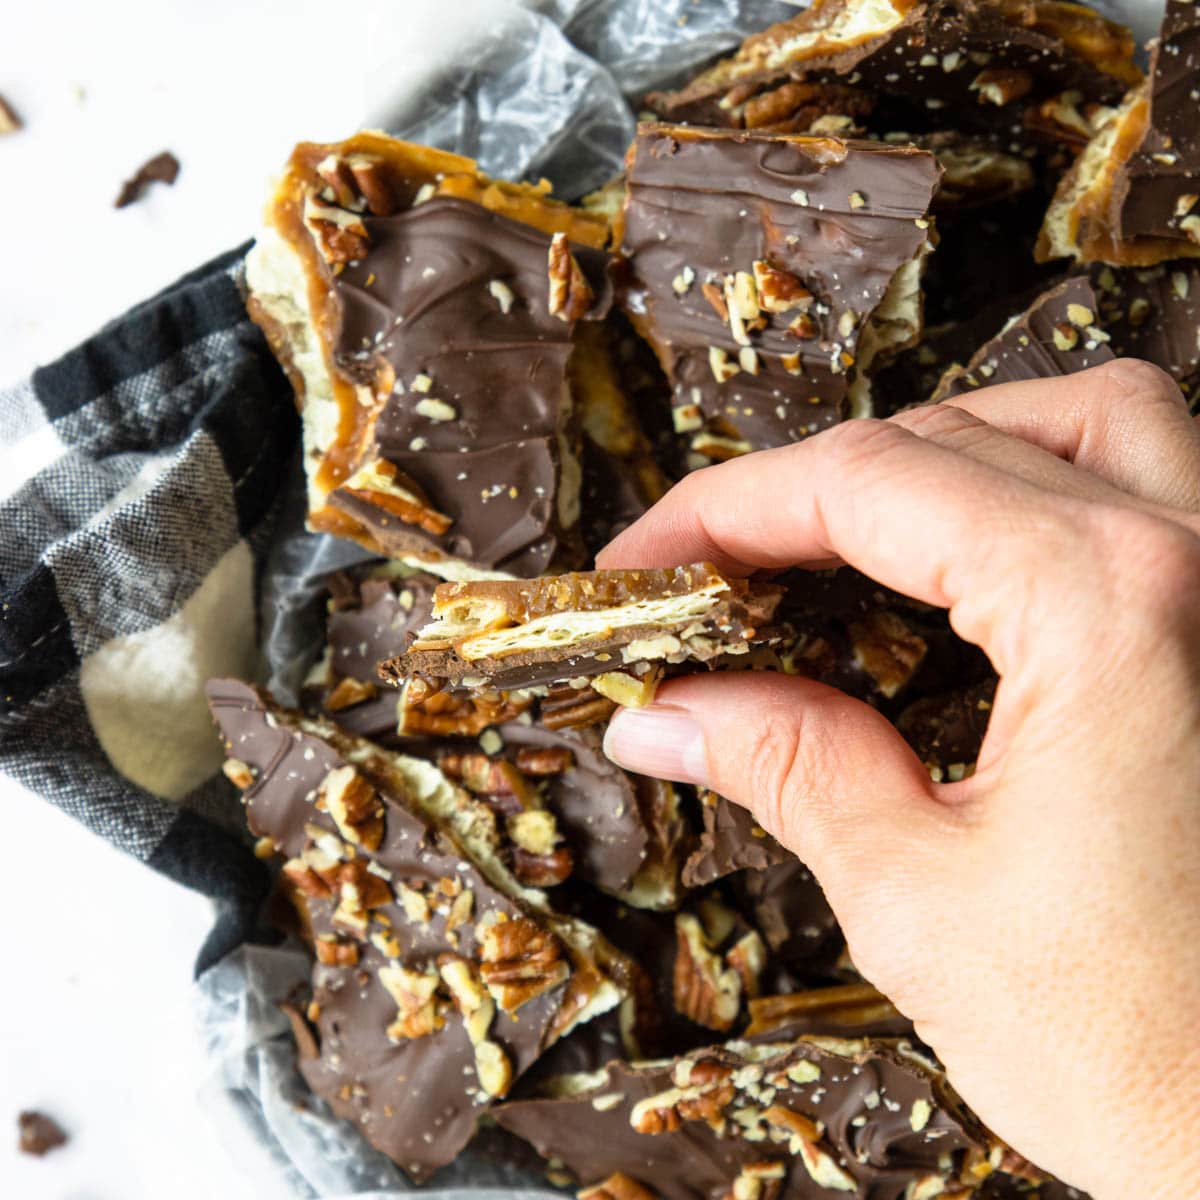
0;3;490;1197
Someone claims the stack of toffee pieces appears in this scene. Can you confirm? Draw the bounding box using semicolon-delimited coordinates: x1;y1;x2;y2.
211;1;1200;1193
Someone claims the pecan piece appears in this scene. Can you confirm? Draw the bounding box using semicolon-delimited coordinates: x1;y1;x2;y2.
970;68;1033;106
578;1172;659;1200
724;1161;786;1200
548;232;595;321
673;913;742;1032
319;764;385;851
438;955;496;1045
515;746;575;775
325;676;377;711
379;964;445;1040
752;260;813;314
847;611;927;698
303;193;369;263
477;914;570;1011
315;933;360;967
340;458;452;536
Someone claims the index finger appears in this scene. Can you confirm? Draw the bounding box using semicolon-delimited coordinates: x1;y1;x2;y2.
597;418;1093;665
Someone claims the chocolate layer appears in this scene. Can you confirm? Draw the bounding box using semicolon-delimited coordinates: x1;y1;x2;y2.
614;124;939;461
207;679;629;1179
495;1035;1049;1199
933;276;1113;399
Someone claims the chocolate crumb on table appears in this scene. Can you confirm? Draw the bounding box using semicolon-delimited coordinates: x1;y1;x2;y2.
380;563;786;703
17;1110;68;1157
114;150;180;208
0;94;22;135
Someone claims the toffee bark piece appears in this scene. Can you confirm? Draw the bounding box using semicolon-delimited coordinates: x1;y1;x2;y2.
614;124;940;458
382;563;785;696
207;679;632;1180
932;276;1114;399
647;0;1137;138
495;1036;1048;1200
1092;261;1200;408
1039;0;1200;266
733;858;843;974
245;132;612;576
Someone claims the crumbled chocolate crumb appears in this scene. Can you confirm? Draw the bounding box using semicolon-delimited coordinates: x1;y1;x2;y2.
115;151;180;208
18;1111;68;1157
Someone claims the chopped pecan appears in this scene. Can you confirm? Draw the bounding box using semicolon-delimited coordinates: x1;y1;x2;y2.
477;914;570;1011
726;931;767;1000
970;68;1032;106
315;933;360;967
548;232;595;321
577;1172;659;1200
591;668;663;708
340;458;453;536
303;193;369;264
222;758;255;789
677;1079;736;1126
319;764;385;851
762;1104;822;1145
512;845;574;887
438;955;495;1045
515;746;575;775
541;685;617;730
325;677;378;711
281;857;333;899
673;913;743;1032
475;1039;514;1098
847;611;927;698
379;964;445;1040
441;754;537;812
724;1160;786;1200
797;1139;856;1192
347;155;396;216
752;261;813;314
701;280;729;322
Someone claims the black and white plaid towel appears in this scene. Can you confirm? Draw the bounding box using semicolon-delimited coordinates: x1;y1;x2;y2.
0;247;295;970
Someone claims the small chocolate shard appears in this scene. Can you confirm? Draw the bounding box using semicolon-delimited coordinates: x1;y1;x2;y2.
932;276;1114;400
382;563;785;696
17;1111;67;1157
114;150;180;208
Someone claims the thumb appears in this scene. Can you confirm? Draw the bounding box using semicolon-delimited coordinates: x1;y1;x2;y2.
603;672;955;887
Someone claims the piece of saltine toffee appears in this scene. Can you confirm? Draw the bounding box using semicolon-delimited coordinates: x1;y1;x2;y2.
612;123;941;467
1038;0;1200;266
244;131;616;577
494;1034;1064;1200
646;0;1138;144
379;563;786;706
206;679;646;1180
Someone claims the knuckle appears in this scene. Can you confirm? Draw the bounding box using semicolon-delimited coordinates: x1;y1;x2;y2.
1096;358;1186;414
1094;507;1200;609
815;416;911;473
891;402;983;441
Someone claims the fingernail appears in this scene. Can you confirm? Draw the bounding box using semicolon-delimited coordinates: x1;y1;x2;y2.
603;705;709;786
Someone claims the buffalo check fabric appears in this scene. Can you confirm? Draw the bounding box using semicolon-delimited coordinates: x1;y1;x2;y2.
0;246;296;970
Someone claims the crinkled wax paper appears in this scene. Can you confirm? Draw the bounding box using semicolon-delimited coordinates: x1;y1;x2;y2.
198;0;1164;1194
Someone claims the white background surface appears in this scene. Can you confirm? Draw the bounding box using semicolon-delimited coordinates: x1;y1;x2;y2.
0;3;493;1197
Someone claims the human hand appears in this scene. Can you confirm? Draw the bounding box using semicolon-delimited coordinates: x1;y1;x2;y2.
598;360;1200;1200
